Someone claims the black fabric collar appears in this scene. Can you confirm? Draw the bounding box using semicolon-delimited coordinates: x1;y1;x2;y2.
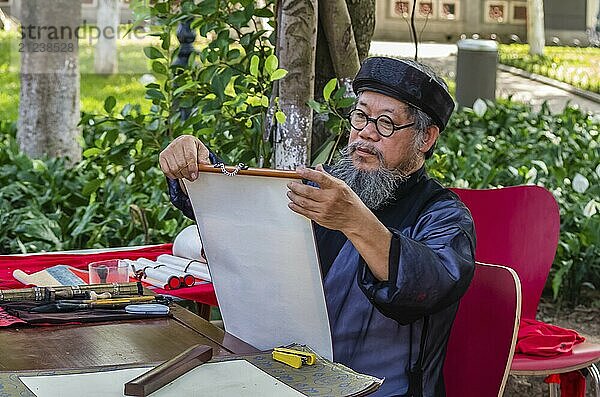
385;166;429;203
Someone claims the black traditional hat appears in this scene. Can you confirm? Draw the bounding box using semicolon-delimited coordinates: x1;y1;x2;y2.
352;57;455;131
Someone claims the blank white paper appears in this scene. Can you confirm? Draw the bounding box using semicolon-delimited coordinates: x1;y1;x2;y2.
20;360;305;397
184;172;333;359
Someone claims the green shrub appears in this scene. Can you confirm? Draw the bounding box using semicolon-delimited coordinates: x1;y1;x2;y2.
129;0;283;167
430;99;600;305
0;115;190;253
1;0;284;253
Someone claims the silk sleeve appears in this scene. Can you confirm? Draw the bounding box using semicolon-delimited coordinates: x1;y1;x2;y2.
357;199;476;325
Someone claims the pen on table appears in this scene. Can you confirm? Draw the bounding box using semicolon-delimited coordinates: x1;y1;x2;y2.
30;302;97;313
30;296;166;313
55;296;157;305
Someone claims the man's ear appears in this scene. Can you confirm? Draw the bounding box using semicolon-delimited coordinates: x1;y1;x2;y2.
419;125;440;155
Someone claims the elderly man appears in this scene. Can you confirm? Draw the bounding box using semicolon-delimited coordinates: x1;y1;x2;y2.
160;57;475;397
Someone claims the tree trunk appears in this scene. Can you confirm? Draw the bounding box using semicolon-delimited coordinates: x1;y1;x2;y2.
274;0;318;169
0;8;15;31
311;0;375;157
314;0;375;95
95;0;119;74
17;0;81;163
346;0;376;62
319;0;360;80
528;0;545;56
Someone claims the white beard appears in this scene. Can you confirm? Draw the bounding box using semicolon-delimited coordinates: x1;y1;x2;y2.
329;142;421;210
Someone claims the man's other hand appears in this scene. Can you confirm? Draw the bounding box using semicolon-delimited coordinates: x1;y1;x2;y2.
159;135;211;181
286;164;369;233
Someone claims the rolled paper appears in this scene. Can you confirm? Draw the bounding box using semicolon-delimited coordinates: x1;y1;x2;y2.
122;260;170;290
128;259;182;290
156;254;211;282
135;258;196;287
172;225;206;262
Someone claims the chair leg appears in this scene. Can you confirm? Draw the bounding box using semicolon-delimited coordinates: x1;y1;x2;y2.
544;365;600;397
548;382;560;397
588;363;600;397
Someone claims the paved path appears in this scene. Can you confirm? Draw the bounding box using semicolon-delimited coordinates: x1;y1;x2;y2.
369;41;600;114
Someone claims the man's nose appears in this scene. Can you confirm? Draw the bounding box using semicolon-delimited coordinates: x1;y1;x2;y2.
357;120;381;141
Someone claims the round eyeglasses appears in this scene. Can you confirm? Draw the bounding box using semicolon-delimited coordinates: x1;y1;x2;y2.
348;109;415;137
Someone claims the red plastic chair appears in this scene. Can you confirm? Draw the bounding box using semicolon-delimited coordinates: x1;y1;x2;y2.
452;185;600;396
444;262;521;397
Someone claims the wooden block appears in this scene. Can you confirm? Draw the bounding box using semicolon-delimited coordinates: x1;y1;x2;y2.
124;344;213;397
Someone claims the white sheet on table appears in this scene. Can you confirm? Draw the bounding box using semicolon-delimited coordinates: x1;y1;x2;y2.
20;360;304;397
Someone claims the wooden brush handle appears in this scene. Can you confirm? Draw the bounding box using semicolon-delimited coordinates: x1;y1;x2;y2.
124;344;213;396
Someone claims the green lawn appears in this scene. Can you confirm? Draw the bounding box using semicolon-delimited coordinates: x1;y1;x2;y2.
499;44;600;93
0;31;156;121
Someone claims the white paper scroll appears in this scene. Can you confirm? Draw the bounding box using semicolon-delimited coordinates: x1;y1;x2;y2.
184;172;333;359
134;257;194;283
125;259;184;289
173;224;206;261
156;254;211;282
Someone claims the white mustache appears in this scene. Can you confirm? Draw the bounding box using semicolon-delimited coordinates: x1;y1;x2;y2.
347;142;384;161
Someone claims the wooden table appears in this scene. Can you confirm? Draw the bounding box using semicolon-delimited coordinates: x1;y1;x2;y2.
0;304;257;371
0;300;381;397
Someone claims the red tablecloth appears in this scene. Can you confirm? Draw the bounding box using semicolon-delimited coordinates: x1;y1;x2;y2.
0;245;218;306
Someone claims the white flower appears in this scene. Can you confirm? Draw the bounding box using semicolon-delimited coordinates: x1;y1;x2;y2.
525;167;538;184
583;199;598;218
572;173;589;193
139;74;157;85
531;160;548;175
552;187;563;198
543;130;560;145
472;99;487;117
454;179;469;188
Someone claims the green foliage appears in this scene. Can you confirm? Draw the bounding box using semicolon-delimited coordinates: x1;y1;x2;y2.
308;79;354;165
499;44;600;93
430;99;600;305
131;0;283;167
0;117;190;253
0;0;286;253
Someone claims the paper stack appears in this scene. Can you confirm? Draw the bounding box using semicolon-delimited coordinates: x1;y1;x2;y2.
129;225;211;290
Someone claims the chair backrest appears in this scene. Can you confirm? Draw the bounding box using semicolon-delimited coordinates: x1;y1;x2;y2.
450;186;560;319
444;262;521;397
